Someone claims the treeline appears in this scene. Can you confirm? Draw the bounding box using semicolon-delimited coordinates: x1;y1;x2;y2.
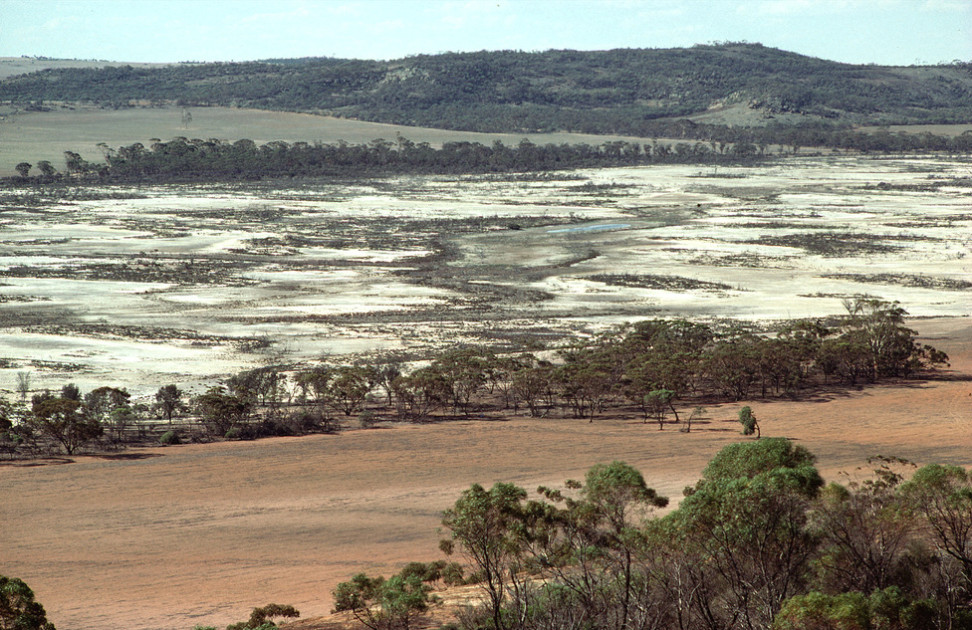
13;135;770;183
0;298;948;458
13;126;972;185
337;442;972;630
4;43;972;133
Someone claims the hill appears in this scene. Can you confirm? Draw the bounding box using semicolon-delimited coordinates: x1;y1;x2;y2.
0;56;172;80
3;44;972;136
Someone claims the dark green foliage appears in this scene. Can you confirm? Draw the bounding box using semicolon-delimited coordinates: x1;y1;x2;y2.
326;365;378;417
528;462;669;630
225;603;299;630
340;447;972;630
738;405;759;436
0;575;55;630
333;573;387;613
398;560;450;584
155;384;184;423
333;570;437;630
158;430;181;445
5;44;972;139
773;588;938;630
392;367;450;421
670;441;824;628
809;457;920;596
41;134;767;184
28;395;102;455
194;386;251;436
773;591;871;630
59;383;81;402
441;482;529;630
900;464;972;587
701;437;821;487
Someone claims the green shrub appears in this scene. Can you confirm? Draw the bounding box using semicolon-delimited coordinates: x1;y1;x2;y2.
159;430;181;445
358;410;378;428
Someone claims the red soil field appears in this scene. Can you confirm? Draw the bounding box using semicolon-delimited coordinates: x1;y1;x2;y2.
2;318;970;630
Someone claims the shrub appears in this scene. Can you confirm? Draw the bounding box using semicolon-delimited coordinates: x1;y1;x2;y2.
441;562;465;586
225;604;299;630
738;406;759;437
158;430;181;445
358;410;378;428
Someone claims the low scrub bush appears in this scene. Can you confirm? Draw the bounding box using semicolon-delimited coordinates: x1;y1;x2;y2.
158;430;181;445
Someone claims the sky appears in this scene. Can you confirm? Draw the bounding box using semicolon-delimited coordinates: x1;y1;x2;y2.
1;0;970;66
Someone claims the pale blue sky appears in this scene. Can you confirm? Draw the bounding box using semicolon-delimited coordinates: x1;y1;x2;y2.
2;0;970;66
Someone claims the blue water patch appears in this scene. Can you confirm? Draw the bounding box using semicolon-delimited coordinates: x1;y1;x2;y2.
546;223;631;234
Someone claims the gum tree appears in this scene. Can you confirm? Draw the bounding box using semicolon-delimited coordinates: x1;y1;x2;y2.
441;482;528;630
0;575;55;630
28;396;102;455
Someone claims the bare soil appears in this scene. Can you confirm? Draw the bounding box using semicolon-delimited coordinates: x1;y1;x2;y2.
2;318;969;630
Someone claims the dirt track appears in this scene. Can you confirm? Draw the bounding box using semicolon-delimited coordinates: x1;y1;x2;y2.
2;319;970;630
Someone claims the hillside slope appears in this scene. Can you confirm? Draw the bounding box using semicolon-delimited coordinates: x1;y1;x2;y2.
3;44;971;135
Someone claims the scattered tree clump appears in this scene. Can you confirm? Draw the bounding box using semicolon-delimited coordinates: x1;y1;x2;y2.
0;296;949;460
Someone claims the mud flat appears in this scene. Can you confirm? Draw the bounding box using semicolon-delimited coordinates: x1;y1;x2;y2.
0;155;969;399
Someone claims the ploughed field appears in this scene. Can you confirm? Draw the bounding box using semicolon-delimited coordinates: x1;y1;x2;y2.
0;156;969;397
2;317;971;630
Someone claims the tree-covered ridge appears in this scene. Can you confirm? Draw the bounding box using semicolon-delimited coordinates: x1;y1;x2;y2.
3;43;972;135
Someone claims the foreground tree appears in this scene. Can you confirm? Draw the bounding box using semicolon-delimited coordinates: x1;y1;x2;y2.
901;464;972;590
0;575;55;630
535;462;669;630
441;482;529;630
811;457;918;594
667;439;824;629
773;588;936;630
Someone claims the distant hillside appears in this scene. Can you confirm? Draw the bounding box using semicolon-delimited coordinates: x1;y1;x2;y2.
0;56;172;80
3;44;971;136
